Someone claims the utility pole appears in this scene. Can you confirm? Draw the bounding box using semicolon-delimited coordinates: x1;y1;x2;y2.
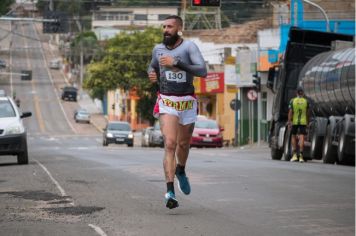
181;0;187;30
49;0;54;11
75;17;83;99
10;20;13;97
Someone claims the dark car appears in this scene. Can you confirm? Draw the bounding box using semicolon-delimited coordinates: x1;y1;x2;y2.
61;86;77;101
148;121;164;147
0;59;6;69
103;121;134;147
190;117;223;148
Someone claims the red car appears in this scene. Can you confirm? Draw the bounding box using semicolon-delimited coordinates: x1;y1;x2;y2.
190;118;223;148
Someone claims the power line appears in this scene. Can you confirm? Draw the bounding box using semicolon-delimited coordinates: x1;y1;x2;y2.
0;24;44;43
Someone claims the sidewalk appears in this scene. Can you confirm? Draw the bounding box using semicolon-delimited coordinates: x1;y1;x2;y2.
77;92;107;132
89;113;107;133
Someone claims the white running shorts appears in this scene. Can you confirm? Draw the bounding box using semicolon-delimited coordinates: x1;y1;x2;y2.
154;94;198;125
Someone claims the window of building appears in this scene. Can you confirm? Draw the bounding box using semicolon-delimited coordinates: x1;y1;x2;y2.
158;14;171;21
95;13;107;21
134;14;147;21
95;11;132;21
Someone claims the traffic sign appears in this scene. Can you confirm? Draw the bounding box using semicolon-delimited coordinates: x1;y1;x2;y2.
230;99;241;111
247;89;257;101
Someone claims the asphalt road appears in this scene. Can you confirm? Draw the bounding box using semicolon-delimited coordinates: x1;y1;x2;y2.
0;22;355;236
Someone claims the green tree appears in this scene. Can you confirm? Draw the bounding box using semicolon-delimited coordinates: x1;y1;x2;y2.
84;27;162;124
0;0;14;15
70;31;101;64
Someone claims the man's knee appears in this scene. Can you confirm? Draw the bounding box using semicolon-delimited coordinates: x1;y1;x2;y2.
165;139;177;151
177;140;190;150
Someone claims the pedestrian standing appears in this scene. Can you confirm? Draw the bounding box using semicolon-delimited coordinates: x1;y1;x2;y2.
148;15;207;209
288;86;310;163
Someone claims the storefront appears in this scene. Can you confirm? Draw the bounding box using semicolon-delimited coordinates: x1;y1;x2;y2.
193;72;224;120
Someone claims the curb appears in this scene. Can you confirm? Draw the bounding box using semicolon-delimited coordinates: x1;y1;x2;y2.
90;115;107;133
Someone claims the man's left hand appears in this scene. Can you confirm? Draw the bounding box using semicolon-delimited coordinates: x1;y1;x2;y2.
159;55;174;67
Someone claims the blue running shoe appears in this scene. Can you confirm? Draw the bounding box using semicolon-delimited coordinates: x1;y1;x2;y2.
176;171;191;195
165;191;179;209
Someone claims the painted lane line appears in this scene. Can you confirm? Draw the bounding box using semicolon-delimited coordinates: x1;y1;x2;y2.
35;159;67;197
31;22;77;134
88;224;108;236
20;24;46;133
35;160;108;236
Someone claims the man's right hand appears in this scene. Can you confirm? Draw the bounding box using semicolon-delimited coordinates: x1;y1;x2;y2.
148;71;158;83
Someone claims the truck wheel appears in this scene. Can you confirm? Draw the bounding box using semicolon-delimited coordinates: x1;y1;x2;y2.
282;129;292;161
322;124;336;164
309;121;323;160
17;141;28;165
337;127;354;166
271;147;283;160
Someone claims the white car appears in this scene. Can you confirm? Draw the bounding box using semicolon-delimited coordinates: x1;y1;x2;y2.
74;108;90;123
0;96;32;164
49;59;61;69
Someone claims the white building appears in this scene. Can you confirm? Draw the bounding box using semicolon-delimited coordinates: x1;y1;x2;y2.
92;7;178;29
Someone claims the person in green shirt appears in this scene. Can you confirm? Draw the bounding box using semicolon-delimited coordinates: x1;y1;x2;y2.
288;86;310;163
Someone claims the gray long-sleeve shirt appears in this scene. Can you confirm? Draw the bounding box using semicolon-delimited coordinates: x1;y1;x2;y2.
148;39;207;95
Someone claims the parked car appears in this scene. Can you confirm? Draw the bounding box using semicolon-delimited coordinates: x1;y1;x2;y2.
49;59;61;69
0;89;6;97
141;126;153;147
148;121;164;147
61;86;77;101
103;121;134;147
190;118;223;148
0;59;6;69
0;96;32;164
74;109;90;123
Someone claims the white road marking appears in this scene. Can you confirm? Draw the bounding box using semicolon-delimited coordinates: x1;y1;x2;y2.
35;158;108;236
33;24;107;236
70;147;89;150
31;23;77;134
35;159;68;197
88;224;108;236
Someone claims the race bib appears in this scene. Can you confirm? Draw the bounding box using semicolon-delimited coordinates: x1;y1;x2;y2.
165;70;186;83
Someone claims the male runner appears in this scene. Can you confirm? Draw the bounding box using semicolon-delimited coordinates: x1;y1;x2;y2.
148;15;207;209
288;86;310;163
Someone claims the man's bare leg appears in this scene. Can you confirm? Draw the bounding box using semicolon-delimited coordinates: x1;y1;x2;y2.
175;123;194;195
290;134;299;162
298;134;305;162
160;114;179;183
176;123;195;166
291;135;297;154
160;114;180;208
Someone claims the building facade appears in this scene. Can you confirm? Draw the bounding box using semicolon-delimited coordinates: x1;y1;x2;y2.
92;7;178;29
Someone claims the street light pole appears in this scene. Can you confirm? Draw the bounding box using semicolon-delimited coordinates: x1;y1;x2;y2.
302;0;330;32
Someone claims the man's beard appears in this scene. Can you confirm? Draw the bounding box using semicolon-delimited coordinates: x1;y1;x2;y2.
163;33;179;46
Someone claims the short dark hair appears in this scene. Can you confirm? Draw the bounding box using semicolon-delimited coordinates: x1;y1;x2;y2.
165;15;183;26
